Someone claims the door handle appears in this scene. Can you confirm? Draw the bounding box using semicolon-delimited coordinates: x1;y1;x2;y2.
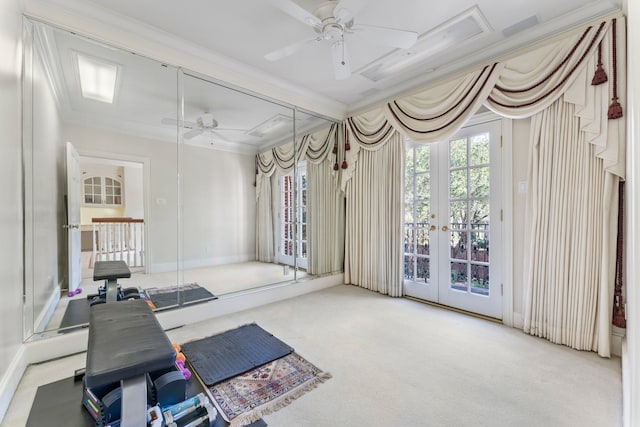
429;225;436;231
441;225;449;232
63;224;80;230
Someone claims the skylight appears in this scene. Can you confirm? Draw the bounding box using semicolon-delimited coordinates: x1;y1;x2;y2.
76;54;118;103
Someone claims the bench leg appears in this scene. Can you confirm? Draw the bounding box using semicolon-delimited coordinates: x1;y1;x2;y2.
105;278;119;303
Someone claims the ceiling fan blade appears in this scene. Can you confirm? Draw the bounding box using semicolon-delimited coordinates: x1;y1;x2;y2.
331;39;351;80
270;0;321;27
350;24;418;49
183;128;203;139
161;117;198;129
265;36;321;61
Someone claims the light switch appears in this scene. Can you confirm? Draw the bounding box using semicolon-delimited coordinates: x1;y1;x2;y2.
518;181;528;194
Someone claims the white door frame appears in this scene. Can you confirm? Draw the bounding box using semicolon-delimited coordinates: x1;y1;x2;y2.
76;149;151;274
404;112;513;323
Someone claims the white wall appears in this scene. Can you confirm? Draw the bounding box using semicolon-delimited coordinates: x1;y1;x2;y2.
27;32;66;334
124;164;144;218
511;118;531;326
181;144;256;268
624;1;639;425
65;124;256;273
0;0;25;421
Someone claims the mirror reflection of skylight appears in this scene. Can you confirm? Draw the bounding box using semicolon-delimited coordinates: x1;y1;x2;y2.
76;53;118;103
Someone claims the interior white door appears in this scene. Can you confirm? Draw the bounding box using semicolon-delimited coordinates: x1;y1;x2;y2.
66;142;82;292
405;120;503;319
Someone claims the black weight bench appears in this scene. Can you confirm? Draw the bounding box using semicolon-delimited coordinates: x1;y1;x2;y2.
85;299;176;427
91;260;136;304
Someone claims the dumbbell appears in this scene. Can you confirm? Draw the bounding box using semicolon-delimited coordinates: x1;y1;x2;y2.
172;344;191;381
176;359;191;381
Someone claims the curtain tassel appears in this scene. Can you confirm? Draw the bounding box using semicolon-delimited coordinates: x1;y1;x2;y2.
608;97;623;119
591;42;608;85
333;162;339;171
345;141;350;151
608;18;623;119
612;181;626;328
341;160;348;169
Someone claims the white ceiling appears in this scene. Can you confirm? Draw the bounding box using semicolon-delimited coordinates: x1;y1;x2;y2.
29;0;623;152
66;0;623;111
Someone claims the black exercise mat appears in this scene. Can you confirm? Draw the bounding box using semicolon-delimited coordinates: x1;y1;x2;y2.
60;299;91;328
145;283;218;311
181;323;294;386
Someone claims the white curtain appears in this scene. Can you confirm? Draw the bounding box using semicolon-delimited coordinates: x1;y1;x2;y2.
307;158;345;275
255;173;274;262
255;124;344;269
523;98;619;356
345;131;405;296
340;15;625;355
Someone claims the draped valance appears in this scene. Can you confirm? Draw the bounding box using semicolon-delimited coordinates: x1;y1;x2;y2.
343;15;625;188
256;122;339;176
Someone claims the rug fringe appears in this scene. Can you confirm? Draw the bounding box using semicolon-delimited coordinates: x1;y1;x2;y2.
229;371;333;427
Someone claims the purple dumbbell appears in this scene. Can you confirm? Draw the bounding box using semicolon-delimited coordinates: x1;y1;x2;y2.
176;359;192;381
67;288;82;297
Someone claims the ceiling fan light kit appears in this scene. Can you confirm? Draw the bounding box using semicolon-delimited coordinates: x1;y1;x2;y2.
266;0;418;80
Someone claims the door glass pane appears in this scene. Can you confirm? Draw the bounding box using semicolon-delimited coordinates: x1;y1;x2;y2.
405;144;432;285
450;261;468;291
471;264;489;295
450;200;468;230
405;178;414;200
404;255;415;279
404;227;415;254
470;167;489;198
415;145;430;172
470;199;489;228
416;256;430;283
449;169;467;198
404;202;414;222
450;138;467;168
450;231;468;260
416;223;430;256
406;148;415;174
470;133;490;166
416;172;430;197
471;232;490;263
415;200;430;224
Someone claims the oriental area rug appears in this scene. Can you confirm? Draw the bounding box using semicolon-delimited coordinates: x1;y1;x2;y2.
206;352;332;427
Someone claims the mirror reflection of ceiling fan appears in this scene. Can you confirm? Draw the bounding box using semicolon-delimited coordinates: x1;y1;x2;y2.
161;112;244;143
265;0;418;79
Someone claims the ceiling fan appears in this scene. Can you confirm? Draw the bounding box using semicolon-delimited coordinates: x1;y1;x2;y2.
161;112;237;142
265;0;418;79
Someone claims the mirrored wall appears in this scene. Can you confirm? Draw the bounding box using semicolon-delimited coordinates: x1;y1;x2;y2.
22;18;342;340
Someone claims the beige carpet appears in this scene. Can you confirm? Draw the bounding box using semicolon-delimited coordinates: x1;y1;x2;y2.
8;285;621;427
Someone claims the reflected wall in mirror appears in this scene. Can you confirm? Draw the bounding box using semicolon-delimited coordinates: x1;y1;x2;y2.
23;18;180;338
23;18;344;341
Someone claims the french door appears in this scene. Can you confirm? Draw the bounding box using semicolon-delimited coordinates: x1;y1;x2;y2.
404;120;503;319
279;165;308;269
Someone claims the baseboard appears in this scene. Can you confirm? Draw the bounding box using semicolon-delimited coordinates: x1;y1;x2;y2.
611;326;625;357
24;329;88;365
622;337;630;427
33;284;61;334
150;254;254;273
156;273;344;330
513;312;524;329
0;345;27;425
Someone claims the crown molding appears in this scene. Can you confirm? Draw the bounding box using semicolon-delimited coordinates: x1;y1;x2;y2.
23;0;347;121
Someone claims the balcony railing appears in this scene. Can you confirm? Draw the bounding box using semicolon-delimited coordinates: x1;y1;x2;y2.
92;217;145;268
